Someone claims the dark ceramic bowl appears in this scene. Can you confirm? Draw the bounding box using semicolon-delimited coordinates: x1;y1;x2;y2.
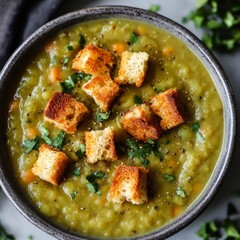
0;6;237;240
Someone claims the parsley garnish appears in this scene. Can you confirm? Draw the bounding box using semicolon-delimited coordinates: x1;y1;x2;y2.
95;111;111;122
40;126;66;150
71;190;78;200
163;174;175;182
79;34;86;49
176;186;186;198
183;0;240;51
72;168;81;176
62;56;69;66
0;224;15;240
60;72;92;93
126;138;163;167
191;122;205;143
149;4;161;13
129;32;139;45
197;221;221;239
134;95;143;104
75;144;86;159
86;171;106;194
67;45;74;51
23;136;39;153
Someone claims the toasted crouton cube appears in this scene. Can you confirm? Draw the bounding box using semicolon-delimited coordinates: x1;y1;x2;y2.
82;75;121;112
149;88;186;130
72;44;115;75
85;127;118;164
114;51;149;87
31;144;69;186
121;104;162;141
108;165;149;205
44;92;89;134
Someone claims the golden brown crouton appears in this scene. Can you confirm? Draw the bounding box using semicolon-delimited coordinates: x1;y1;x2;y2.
72;44;115;75
85;126;118;164
82;75;121;112
121;104;162;141
44;92;90;134
108;165;149;205
31;144;69;186
114;51;149;87
149;88;186;130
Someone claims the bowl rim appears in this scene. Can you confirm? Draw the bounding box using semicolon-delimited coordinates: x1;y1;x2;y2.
0;5;237;240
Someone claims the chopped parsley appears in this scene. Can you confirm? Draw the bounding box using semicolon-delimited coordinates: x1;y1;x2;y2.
95;111;111;122
71;190;78;200
40;126;66;150
134;95;143;104
183;0;240;51
79;34;86;49
60;72;92;93
72;168;81;176
126;138;163;167
191;122;205;143
0;224;15;240
176;186;186;198
129;32;139;45
23;136;39;153
163;174;175;182
149;4;161;13
153;86;166;93
67;45;74;51
86;171;106;194
75;144;86;159
62;56;69;66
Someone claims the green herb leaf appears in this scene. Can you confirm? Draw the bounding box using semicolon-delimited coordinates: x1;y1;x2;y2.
63;56;69;66
72;168;81;176
129;32;138;45
224;219;240;238
197;221;221;239
95;111;111;122
79;34;86;49
86;171;106;194
191;122;200;132
40;127;66;150
134;95;143;104
149;4;161;12
86;181;99;194
0;224;15;240
67;45;74;51
71;190;78;200
28;236;33;240
23;136;39;153
61;72;92;94
176;186;186;198
126;138;163;166
183;0;240;51
163;174;175;182
75;144;86;159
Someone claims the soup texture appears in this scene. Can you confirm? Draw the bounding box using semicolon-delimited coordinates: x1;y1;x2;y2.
7;18;223;238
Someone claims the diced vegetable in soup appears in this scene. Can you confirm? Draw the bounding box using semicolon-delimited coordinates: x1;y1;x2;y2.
7;18;223;238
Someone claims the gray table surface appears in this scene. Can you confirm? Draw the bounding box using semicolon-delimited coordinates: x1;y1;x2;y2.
1;0;240;239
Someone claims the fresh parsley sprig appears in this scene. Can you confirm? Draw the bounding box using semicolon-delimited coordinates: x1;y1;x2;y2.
40;126;66;150
183;0;240;51
126;138;163;167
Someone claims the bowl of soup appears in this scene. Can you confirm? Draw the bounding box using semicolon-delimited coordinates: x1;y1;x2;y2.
0;6;237;240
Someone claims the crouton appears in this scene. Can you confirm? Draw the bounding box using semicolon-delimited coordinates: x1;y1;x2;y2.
108;165;149;205
72;44;115;75
82;75;121;112
85;126;118;164
114;51;149;87
149;88;186;130
44;92;90;134
121;104;162;141
31;144;69;186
